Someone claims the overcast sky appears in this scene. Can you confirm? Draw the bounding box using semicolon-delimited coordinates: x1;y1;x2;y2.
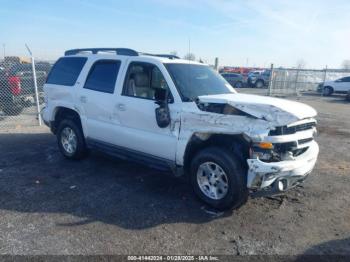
1;0;350;68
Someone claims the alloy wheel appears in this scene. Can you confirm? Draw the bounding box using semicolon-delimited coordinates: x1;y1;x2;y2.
196;162;229;200
60;127;77;154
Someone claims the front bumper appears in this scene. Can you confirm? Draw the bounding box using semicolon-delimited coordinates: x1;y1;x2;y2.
247;141;319;194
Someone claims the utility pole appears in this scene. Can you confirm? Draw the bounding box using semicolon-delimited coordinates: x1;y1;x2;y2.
268;63;274;96
214;57;219;71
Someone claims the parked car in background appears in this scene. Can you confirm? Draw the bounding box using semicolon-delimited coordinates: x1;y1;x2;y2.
318;76;350;96
220;72;244;88
0;63;51;115
247;70;271;88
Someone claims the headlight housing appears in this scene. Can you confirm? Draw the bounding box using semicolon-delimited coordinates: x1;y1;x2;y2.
250;142;279;162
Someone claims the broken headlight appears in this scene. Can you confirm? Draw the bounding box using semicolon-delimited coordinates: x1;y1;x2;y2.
250;143;280;162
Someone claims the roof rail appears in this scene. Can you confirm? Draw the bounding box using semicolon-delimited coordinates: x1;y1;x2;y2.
64;48;139;56
141;53;180;59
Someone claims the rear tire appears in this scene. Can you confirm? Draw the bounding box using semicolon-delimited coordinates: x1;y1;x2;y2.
57;119;87;160
190;147;248;210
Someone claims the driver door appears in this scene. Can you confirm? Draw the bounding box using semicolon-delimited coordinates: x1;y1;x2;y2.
114;61;179;161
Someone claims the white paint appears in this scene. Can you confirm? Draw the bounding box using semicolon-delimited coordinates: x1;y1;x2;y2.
198;93;317;126
247;141;319;188
42;52;320;192
324;78;350;93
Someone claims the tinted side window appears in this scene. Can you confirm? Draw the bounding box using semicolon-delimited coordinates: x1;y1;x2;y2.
46;57;87;86
84;60;121;94
342;77;350;82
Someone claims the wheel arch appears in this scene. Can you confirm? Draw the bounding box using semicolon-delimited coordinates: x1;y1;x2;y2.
255;79;265;86
323;85;334;94
52;106;83;135
182;133;250;175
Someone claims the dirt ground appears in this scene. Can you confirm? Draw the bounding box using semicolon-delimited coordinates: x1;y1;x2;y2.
0;90;349;256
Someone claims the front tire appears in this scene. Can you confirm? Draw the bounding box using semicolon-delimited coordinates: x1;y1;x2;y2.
190;147;248;210
255;80;264;88
234;81;243;88
323;86;333;96
57;119;87;160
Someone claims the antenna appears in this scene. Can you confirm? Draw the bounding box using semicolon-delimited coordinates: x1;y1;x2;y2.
25;43;32;56
187;38;191;100
188;38;191;59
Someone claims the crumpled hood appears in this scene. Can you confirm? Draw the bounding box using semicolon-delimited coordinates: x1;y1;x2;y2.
198;93;317;126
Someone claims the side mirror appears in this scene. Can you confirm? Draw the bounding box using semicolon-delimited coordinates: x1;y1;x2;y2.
154;88;171;128
155;106;171;128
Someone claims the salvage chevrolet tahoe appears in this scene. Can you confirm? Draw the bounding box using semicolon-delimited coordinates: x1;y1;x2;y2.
42;48;319;210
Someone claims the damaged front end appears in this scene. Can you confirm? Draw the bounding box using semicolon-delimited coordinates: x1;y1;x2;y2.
195;93;319;196
247;119;319;196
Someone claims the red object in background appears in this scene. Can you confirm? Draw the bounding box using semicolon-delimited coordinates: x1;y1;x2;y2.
221;66;263;76
8;76;21;95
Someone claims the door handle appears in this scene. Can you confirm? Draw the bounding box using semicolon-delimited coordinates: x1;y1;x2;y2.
80;96;87;103
117;103;126;111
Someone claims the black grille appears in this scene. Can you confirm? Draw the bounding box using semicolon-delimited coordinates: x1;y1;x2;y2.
269;122;316;136
293;147;308;157
298;138;313;144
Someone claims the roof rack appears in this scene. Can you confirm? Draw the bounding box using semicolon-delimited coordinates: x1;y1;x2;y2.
64;48;180;59
64;48;139;56
141;53;180;59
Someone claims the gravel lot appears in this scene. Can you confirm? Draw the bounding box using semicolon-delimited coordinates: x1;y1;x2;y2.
0;90;349;256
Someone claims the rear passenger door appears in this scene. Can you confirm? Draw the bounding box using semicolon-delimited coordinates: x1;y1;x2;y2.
78;59;123;141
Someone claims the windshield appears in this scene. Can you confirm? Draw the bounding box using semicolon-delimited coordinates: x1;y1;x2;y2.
165;63;235;101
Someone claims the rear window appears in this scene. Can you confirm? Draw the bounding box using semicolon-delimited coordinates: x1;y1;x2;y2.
83;60;121;94
46;57;87;86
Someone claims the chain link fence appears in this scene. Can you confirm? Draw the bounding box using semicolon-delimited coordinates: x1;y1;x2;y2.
1;53;350;130
0;56;52;130
268;67;350;97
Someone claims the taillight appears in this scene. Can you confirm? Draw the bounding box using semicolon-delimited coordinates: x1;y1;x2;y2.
8;76;21;95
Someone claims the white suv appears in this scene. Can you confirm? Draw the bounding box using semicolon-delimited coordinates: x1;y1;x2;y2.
321;76;350;96
42;48;319;210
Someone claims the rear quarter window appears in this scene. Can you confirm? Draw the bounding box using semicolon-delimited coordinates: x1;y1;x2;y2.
83;60;121;94
46;57;87;86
